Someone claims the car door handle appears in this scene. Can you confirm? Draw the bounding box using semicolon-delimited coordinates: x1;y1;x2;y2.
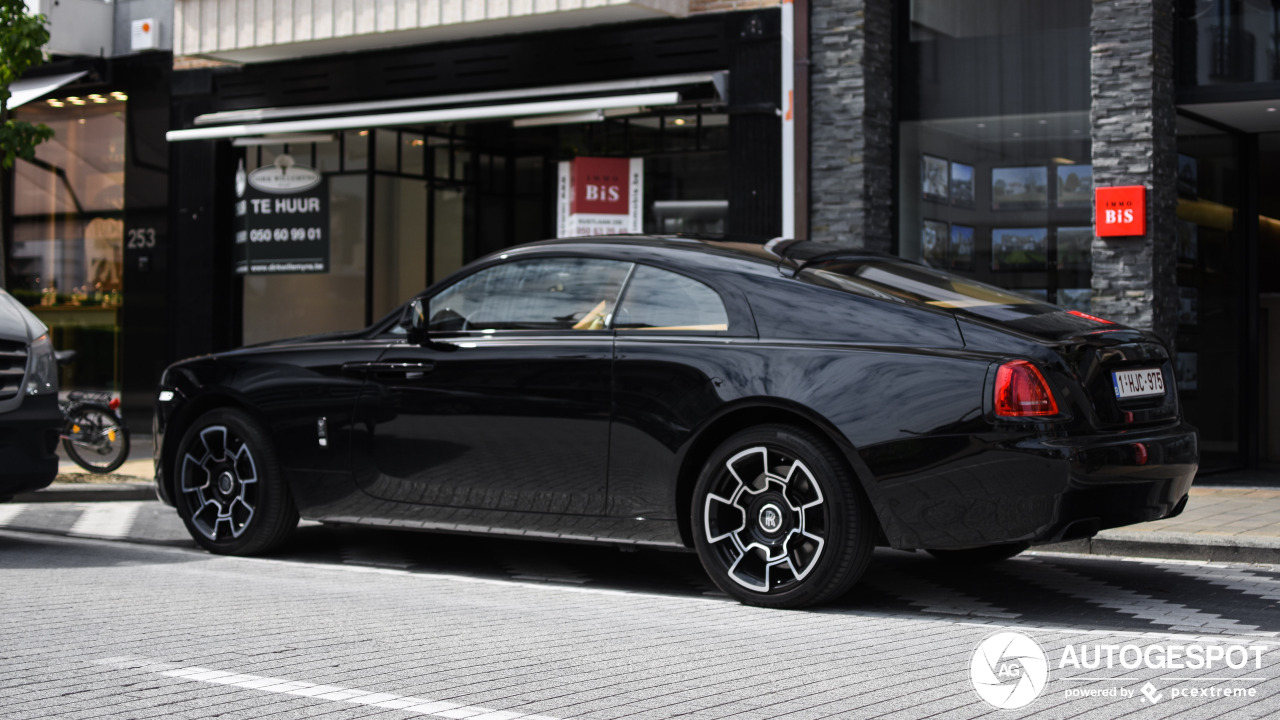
342;361;435;379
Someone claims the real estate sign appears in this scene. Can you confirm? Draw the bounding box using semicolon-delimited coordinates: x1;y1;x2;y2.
234;156;330;274
557;157;643;237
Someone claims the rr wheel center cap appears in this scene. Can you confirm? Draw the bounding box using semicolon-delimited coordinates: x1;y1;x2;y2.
217;471;236;495
758;502;785;534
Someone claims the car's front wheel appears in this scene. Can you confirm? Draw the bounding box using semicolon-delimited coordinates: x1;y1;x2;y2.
691;424;876;608
174;408;298;555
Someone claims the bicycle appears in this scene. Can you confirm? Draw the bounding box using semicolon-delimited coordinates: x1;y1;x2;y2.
60;390;131;474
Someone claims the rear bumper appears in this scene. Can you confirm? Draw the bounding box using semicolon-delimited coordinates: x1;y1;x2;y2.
1030;424;1197;544
874;422;1199;551
0;395;63;501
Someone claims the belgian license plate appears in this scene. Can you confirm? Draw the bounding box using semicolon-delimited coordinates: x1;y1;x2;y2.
1112;368;1166;399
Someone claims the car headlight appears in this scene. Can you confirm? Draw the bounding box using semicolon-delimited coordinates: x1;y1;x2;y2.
25;333;58;396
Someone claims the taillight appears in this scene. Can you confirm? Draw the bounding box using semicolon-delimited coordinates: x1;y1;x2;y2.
108;397;120;411
994;360;1060;417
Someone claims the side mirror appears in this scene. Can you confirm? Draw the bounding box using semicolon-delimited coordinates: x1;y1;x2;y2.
404;298;428;345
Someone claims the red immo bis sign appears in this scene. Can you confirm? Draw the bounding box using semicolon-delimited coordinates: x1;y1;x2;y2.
1094;185;1146;237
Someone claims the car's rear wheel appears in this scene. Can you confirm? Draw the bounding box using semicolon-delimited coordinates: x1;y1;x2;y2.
691;424;875;608
926;542;1029;564
174;408;298;555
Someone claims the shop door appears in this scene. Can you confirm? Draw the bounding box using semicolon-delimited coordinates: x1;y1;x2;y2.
1258;134;1280;468
1176;117;1248;470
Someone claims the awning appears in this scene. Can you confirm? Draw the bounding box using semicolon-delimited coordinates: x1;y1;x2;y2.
166;71;726;143
168;92;682;142
6;71;88;109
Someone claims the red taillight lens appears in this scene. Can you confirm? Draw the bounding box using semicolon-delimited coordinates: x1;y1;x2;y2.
108;397;120;410
994;360;1060;417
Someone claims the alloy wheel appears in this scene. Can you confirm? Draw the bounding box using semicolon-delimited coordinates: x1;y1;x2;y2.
702;445;828;593
179;425;259;541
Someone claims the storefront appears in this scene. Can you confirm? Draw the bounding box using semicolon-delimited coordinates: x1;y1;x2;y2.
885;0;1277;473
165;10;782;350
4;53;171;416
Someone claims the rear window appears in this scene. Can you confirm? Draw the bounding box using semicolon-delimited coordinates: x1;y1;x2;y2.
800;259;1060;323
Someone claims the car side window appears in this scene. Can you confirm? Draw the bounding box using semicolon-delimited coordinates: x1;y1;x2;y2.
428;257;631;332
614;265;729;331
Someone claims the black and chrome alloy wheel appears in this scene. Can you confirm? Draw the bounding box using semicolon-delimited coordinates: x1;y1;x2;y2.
702;445;827;593
692;424;875;608
175;409;298;555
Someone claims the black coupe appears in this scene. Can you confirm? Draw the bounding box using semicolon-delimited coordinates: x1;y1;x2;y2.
153;236;1197;608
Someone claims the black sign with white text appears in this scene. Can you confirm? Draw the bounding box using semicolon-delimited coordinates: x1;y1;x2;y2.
234;157;330;274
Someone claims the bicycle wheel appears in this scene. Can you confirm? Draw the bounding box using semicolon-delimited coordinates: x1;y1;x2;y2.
62;403;130;473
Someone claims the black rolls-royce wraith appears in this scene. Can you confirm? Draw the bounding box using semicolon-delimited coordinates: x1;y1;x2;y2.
153;236;1197;608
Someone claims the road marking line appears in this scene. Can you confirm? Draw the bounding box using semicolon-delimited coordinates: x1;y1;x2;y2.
0;504;24;527
68;502;143;539
1155;564;1280;602
24;532;1276;645
1015;557;1260;632
94;656;564;720
865;571;1020;619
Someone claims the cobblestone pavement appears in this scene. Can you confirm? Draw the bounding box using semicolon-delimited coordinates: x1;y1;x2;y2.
3;512;1280;718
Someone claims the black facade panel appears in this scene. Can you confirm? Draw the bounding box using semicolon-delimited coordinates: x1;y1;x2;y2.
727;12;781;237
121;53;173;414
201;14;747;113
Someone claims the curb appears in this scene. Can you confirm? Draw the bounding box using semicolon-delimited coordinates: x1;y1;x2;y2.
14;481;155;503
1038;532;1280;566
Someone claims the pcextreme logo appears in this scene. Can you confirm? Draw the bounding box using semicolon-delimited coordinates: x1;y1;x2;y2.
970;632;1050;709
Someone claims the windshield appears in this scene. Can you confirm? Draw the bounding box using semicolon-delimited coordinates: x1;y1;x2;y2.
800;259;1060;323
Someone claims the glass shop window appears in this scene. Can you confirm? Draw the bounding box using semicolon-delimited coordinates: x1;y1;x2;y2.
8;99;127;390
898;0;1093;310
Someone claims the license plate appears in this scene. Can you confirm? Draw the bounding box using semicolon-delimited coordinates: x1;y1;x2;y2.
1112;367;1166;399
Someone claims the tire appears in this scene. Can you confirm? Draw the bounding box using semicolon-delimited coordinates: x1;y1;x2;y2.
63;403;130;474
926;542;1029;564
173;408;298;555
691;424;876;609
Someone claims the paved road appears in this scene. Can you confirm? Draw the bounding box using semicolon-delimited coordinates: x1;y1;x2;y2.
3;504;1280;719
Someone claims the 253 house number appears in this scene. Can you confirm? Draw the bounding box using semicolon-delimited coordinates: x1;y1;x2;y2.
127;228;157;249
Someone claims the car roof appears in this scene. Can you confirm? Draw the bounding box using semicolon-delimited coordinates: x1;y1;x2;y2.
490;235;903;277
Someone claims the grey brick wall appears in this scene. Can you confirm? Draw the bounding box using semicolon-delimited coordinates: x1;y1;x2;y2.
809;0;893;251
1090;0;1179;346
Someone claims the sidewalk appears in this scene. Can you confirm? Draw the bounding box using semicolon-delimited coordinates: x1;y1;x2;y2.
17;443;1280;566
27;434;157;502
1040;486;1280;564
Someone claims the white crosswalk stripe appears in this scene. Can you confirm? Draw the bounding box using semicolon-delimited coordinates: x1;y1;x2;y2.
1015;557;1260;632
95;656;565;719
68;502;144;539
865;569;1020;619
0;503;25;527
1156;562;1280;603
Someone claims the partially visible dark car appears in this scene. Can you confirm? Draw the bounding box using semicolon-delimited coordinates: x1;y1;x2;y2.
153;236;1197;607
0;288;65;502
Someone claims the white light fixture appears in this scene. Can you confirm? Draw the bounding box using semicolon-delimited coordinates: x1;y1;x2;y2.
512;110;604;128
168;92;682;142
231;133;337;147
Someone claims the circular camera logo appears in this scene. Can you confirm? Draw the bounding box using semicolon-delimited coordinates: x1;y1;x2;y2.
970;631;1049;710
